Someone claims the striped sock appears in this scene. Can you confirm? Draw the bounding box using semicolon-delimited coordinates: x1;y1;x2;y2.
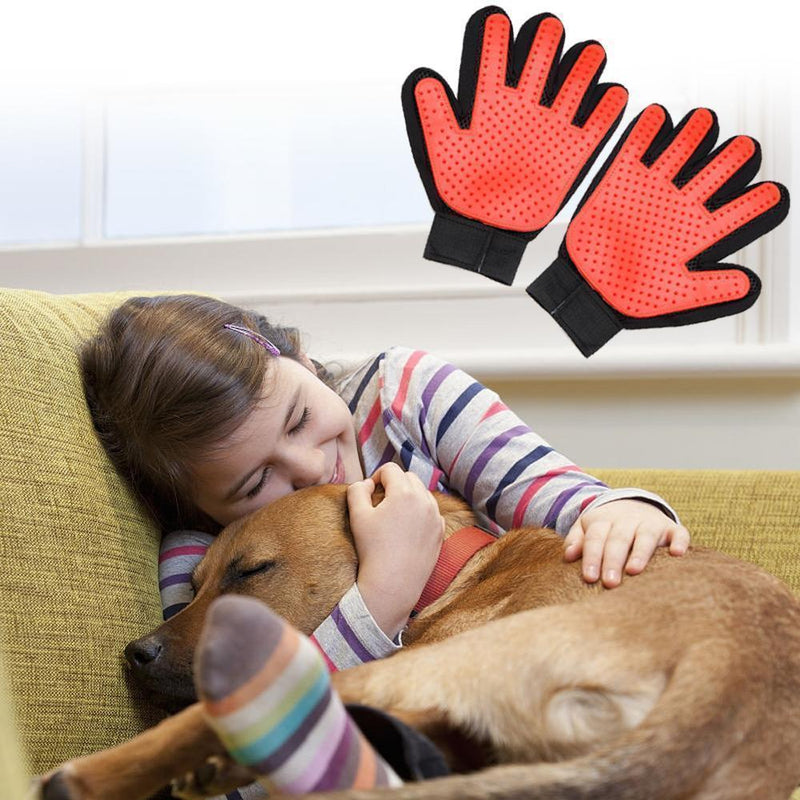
195;595;404;795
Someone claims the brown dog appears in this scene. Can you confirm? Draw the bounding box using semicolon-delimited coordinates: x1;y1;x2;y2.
41;484;800;800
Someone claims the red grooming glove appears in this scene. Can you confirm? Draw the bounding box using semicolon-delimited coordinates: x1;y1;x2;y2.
527;104;790;356
402;6;628;285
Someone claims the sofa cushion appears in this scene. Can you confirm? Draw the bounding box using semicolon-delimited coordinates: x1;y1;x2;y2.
0;288;164;775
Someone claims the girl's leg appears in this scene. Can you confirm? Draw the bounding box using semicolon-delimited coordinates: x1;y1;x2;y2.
195;595;404;795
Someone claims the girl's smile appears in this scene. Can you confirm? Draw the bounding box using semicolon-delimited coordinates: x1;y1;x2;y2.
190;356;363;526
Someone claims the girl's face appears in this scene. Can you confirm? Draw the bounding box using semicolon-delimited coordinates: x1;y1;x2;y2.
190;356;364;526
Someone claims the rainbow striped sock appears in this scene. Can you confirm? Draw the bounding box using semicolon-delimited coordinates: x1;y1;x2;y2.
195;595;403;794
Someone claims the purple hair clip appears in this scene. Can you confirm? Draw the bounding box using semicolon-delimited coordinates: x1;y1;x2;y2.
223;323;281;357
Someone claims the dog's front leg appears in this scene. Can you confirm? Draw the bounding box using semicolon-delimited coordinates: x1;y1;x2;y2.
171;756;258;800
331;652;494;774
39;703;227;800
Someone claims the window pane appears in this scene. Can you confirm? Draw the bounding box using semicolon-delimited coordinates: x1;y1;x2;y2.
105;94;293;238
290;86;429;229
104;87;430;238
0;96;82;245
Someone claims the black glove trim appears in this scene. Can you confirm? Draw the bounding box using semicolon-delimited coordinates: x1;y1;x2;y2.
527;255;621;357
425;212;528;285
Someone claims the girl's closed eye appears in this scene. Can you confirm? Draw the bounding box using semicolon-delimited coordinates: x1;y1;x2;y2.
290;407;311;435
244;408;309;500
246;468;270;499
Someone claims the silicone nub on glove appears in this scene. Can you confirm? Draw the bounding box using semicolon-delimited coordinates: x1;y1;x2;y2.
527;104;790;356
402;6;629;285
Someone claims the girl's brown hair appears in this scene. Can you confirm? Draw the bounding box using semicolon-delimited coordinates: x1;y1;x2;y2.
80;294;330;533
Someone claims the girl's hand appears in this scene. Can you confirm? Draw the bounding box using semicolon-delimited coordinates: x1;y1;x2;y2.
346;463;445;639
563;499;690;588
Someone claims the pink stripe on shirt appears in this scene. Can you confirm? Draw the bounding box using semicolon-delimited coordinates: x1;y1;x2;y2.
358;396;382;447
447;440;467;474
310;634;338;674
158;545;209;564
391;350;425;420
512;465;577;529
428;467;444;490
447;401;508;475
481;400;508;420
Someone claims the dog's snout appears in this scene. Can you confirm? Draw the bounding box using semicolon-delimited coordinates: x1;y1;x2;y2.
40;770;74;800
125;636;163;669
123;627;198;710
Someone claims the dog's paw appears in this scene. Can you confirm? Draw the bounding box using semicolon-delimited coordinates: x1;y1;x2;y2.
171;756;256;799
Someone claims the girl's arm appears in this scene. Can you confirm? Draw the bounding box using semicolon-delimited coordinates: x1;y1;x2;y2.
312;463;446;671
316;347;617;665
370;348;675;535
375;348;687;584
158;530;215;620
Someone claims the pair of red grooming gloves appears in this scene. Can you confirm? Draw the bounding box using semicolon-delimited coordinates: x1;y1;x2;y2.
402;7;789;356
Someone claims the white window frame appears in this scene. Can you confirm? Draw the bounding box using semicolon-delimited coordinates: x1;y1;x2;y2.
1;74;798;382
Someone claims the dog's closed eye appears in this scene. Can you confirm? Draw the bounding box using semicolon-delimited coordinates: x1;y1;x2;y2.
237;560;277;580
221;557;279;590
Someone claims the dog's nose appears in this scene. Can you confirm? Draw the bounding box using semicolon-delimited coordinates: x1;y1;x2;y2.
125;636;163;669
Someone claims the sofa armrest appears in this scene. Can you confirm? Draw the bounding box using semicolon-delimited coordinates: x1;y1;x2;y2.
0;289;166;776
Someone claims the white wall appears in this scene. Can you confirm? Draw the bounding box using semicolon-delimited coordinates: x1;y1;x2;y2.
488;376;800;471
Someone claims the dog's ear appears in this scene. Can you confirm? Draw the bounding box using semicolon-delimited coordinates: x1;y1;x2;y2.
370;487;387;508
433;491;479;535
338;484;355;545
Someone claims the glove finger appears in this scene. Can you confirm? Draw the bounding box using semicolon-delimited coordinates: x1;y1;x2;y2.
611;104;672;168
474;11;513;98
413;74;462;138
706;181;788;254
515;14;564;100
549;41;608;122
684;263;757;307
682;135;760;204
402;68;462;213
651;107;719;182
580;82;629;139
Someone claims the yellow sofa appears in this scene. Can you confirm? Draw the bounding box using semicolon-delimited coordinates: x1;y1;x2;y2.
1;288;798;799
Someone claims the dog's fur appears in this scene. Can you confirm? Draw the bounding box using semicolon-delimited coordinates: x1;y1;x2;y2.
41;484;800;800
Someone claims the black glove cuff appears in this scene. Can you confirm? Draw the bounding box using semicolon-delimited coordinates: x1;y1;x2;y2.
424;212;528;286
526;255;622;357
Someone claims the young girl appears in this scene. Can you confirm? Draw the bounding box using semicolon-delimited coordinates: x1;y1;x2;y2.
81;293;689;796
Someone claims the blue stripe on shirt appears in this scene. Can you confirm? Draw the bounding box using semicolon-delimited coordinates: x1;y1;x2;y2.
347;353;384;414
400;440;414;470
485;444;554;520
419;363;456;432
543;481;598;529
330;605;375;664
163;602;188;621
435;381;483;446
462;425;529;505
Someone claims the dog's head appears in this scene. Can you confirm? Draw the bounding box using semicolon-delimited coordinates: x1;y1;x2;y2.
125;484;359;709
126;483;475;709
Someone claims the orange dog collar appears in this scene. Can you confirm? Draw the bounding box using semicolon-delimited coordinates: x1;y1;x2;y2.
413;525;496;615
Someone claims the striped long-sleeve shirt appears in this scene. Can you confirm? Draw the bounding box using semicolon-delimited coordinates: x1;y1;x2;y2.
159;347;676;670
